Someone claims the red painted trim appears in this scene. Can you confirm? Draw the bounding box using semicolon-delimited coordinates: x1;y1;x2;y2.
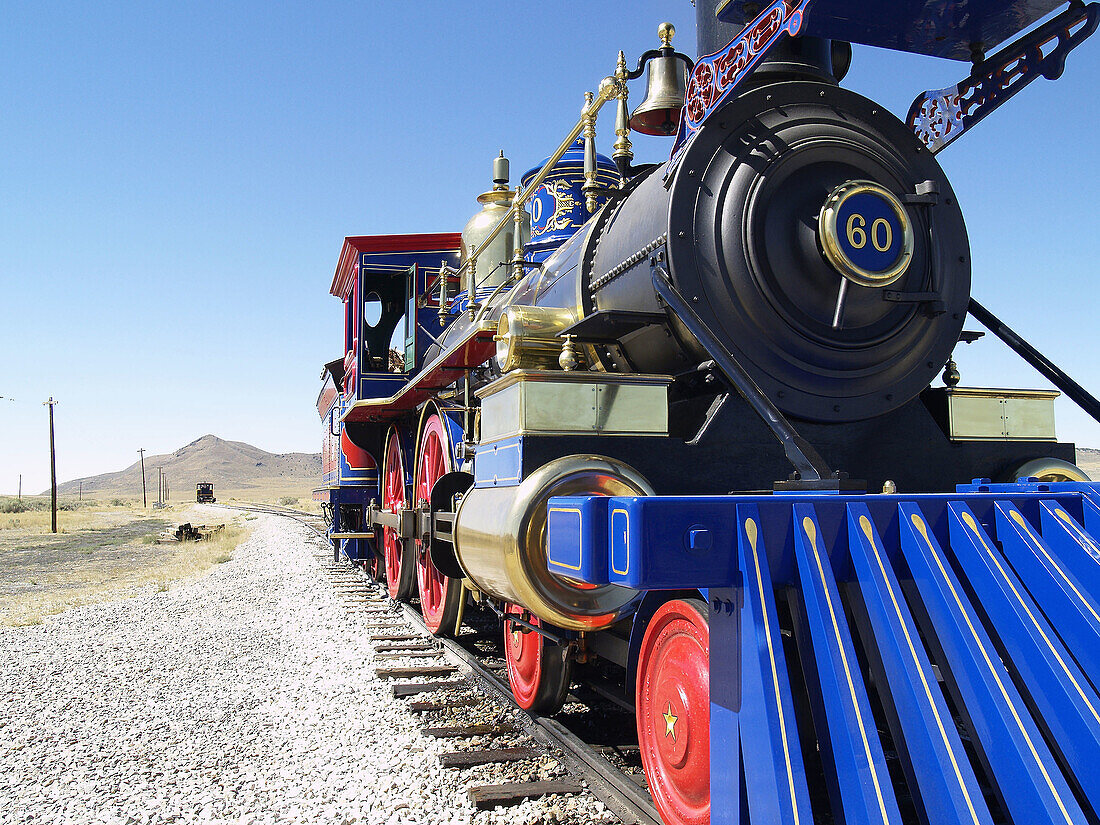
330;232;462;298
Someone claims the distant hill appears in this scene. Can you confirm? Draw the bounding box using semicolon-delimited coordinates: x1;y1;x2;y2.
1077;447;1100;480
51;435;320;498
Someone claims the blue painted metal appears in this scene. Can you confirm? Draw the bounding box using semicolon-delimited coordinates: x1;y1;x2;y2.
1038;500;1100;602
472;436;523;488
733;504;814;825
792;504;903;824
847;503;993;825
571;496;739;589
948;501;1100;811
994;501;1100;689
717;0;1067;61
520;139;619;263
547;496;609;584
730;503;818;825
898;501;1086;824
546;483;1100;822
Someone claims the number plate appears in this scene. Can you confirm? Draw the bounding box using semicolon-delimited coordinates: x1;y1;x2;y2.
819;180;914;288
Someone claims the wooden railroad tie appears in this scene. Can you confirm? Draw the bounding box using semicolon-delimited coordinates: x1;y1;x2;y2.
392;680;464;698
406;695;481;713
374;641;437;653
421;722;517;739
369;633;424;643
374;650;443;661
467;780;585;810
439;747;542;769
375;664;458;680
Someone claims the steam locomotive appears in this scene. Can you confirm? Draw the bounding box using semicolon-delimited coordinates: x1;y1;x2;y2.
316;2;1100;823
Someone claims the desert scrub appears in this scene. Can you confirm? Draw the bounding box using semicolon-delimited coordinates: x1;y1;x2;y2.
0;498;40;514
0;513;251;627
277;496;299;507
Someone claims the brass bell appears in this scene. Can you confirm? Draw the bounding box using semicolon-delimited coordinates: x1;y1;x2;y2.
629;23;689;136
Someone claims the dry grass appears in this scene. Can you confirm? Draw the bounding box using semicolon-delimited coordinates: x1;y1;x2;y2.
0;498;142;534
0;503;253;627
214;484;324;514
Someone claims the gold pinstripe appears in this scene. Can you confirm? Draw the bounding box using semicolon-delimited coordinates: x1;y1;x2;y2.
745;518;800;825
858;515;980;824
911;514;1074;825
961;511;1100;727
803;517;891;825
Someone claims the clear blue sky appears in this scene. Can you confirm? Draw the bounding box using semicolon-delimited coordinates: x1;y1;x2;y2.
2;1;1098;495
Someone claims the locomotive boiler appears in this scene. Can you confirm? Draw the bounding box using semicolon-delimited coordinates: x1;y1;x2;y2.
317;2;1100;823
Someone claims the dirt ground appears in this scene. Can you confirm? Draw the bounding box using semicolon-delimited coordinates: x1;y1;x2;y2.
0;503;250;627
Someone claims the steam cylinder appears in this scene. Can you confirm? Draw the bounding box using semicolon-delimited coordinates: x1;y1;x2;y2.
453;454;652;631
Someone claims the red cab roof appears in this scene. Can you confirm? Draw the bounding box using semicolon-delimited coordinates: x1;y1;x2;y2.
330;233;462;299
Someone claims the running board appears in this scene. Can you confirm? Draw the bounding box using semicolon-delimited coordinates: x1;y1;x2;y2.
342;319;496;423
547;480;1100;823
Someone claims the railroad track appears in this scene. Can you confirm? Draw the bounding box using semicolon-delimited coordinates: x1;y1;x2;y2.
220;502;661;824
209;501;328;538
323;561;663;824
217;502;662;822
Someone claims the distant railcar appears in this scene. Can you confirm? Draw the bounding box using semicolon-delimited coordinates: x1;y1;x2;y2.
196;482;216;503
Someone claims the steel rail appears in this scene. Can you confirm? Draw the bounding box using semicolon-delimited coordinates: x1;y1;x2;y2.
392;603;663;825
210;502;328;539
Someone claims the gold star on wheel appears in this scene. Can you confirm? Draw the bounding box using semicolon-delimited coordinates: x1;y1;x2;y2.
663;703;678;740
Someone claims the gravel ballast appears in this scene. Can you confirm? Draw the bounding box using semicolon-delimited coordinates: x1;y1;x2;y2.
0;514;618;824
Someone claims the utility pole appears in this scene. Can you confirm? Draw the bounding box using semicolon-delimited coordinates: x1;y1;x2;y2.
138;448;147;507
44;398;57;533
157;468;163;507
78;481;82;501
17;474;21;502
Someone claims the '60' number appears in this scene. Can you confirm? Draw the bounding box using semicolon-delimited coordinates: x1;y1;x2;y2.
846;213;893;253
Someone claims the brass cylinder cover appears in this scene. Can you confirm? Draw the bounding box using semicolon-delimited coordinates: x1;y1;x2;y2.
495;305;581;372
1004;457;1092;484
452;454;652;630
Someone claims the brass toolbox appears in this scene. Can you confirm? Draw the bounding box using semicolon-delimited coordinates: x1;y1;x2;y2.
477;370;671;441
936;387;1059;441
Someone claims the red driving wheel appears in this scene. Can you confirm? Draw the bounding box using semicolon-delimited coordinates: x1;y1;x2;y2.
636;598;710;825
366;535;384;582
504;603;572;715
382;427;415;601
414;413;464;636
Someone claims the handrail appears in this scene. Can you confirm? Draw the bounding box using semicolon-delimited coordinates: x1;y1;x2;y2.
455;75;624;306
